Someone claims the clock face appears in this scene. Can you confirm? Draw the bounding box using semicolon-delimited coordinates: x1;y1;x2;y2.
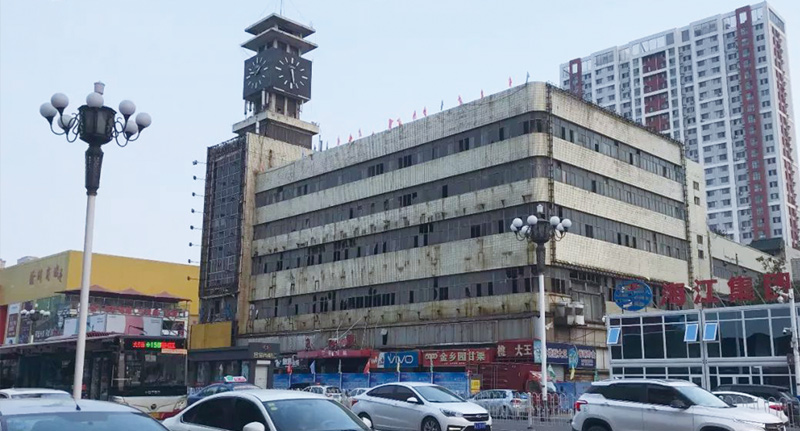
275;56;310;92
245;56;268;91
242;50;312;100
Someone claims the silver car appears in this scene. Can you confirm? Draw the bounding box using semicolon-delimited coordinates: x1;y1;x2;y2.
471;389;528;418
351;382;491;431
304;385;344;403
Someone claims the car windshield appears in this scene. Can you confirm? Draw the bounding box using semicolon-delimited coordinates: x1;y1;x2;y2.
263;399;369;431
676;386;732;408
415;386;464;403
4;412;167;431
11;393;71;399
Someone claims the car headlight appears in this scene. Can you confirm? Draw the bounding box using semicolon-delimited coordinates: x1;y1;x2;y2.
174;397;187;411
733;418;767;429
440;409;463;417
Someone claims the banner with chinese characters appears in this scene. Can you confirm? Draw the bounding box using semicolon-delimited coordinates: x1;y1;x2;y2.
496;340;534;360
421;348;495;367
533;340;596;369
658;272;793;308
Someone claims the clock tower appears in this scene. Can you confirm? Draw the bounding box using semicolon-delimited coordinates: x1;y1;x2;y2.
233;14;319;149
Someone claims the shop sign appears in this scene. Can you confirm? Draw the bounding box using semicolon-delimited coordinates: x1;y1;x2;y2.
248;343;280;360
88;304;183;318
6;303;20;340
614;280;653;311
648;272;793;309
533;341;596;369
496;340;533;359
378;351;419;368
421;348;495;366
124;338;187;351
28;265;64;285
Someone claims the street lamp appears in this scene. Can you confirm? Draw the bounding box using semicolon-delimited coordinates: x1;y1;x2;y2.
39;82;151;400
20;305;52;344
510;203;571;412
774;287;800;397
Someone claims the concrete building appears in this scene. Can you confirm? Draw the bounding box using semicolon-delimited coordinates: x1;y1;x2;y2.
192;15;779;388
560;2;799;255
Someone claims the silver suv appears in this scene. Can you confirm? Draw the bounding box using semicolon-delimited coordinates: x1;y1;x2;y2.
571;379;786;431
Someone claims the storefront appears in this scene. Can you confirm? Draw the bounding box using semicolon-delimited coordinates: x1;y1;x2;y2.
607;303;797;390
187;342;279;391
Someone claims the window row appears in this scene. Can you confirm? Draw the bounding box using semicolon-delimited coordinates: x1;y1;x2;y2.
256;113;545;207
253;202;689;275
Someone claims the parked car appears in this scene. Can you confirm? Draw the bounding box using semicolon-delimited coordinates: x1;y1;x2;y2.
716;384;800;425
351;382;491;431
0;388;72;400
0;398;168;431
347;388;370;398
572;378;786;431
162;389;371;431
303;385;344;403
186;381;260;406
470;389;528;418
714;391;789;423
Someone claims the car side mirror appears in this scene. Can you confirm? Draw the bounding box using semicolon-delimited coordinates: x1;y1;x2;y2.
361;417;373;429
243;422;265;431
407;396;421;404
669;399;688;409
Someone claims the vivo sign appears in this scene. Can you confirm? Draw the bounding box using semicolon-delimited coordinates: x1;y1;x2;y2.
378;351;419;368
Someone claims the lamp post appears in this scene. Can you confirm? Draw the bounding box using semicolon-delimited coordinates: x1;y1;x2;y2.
39;82;151;400
510;204;571;413
20;304;52;344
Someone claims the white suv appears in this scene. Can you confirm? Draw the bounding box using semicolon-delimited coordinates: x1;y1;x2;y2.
571;379;787;431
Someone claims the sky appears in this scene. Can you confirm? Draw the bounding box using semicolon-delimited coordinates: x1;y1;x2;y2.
1;0;799;267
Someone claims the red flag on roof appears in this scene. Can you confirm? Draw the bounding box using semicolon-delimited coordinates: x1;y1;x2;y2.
458;95;463;105
423;107;427;117
397;118;402;126
388;118;393;129
412;110;417;120
358;129;362;138
337;137;340;146
348;134;353;143
508;76;512;87
480;90;484;99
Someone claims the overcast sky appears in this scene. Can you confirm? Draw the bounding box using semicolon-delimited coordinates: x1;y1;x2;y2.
1;0;798;266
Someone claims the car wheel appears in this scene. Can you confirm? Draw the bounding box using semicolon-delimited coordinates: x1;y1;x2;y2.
586;425;610;431
358;413;373;430
422;417;441;431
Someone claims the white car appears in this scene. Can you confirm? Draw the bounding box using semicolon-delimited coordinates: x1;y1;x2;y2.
0;397;168;430
348;388;370;398
572;379;786;431
304;385;344;403
0;388;72;400
163;389;370;431
351;382;491;431
714;391;790;423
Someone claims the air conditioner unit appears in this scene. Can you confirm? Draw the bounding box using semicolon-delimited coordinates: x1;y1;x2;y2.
573;302;586;326
566;303;576;326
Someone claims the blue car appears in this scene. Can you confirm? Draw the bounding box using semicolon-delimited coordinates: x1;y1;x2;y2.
187;380;260;406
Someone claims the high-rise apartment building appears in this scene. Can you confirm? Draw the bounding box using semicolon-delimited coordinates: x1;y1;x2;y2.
560;3;799;253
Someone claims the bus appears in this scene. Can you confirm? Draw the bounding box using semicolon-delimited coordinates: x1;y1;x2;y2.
0;334;188;420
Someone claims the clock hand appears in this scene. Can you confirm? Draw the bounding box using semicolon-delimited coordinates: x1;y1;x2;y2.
290;68;296;83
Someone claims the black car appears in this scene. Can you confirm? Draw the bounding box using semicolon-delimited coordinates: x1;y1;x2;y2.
716;384;800;424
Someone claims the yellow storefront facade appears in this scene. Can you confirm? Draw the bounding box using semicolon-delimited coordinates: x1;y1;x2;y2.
0;250;199;345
